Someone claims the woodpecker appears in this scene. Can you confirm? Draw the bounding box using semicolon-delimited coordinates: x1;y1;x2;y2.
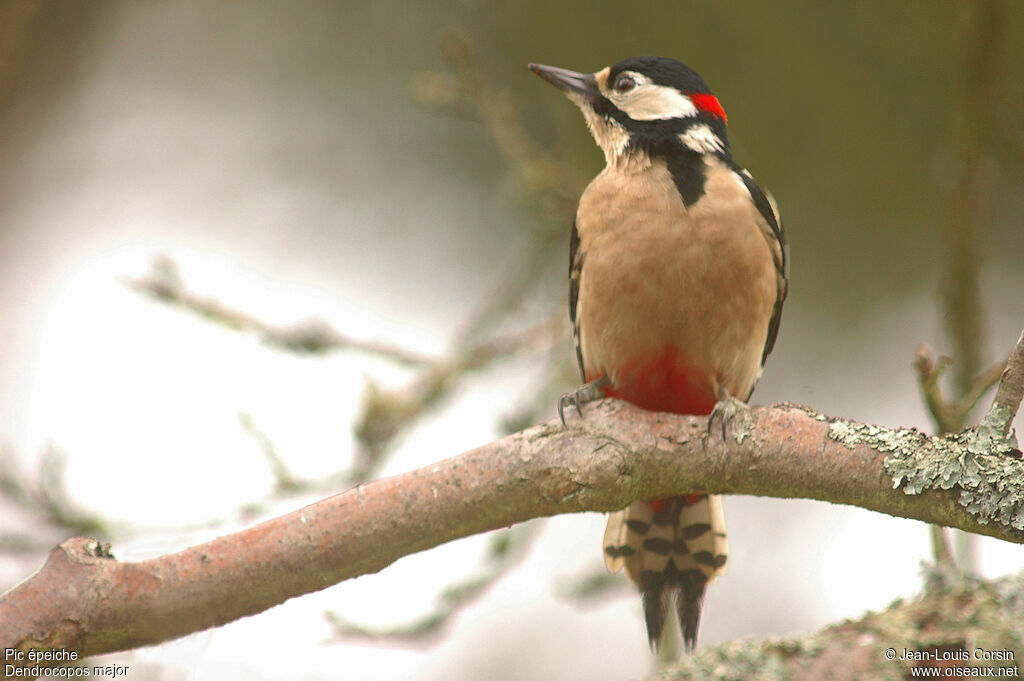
529;57;788;651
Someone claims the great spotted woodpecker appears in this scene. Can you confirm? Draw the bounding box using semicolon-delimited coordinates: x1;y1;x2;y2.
529;56;788;651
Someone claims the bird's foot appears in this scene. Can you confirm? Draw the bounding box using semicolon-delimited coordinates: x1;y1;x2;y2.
706;391;749;444
557;375;610;425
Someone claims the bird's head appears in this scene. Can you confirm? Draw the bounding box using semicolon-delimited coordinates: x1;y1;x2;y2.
529;56;730;163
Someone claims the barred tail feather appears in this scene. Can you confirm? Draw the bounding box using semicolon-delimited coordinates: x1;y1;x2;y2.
603;495;728;650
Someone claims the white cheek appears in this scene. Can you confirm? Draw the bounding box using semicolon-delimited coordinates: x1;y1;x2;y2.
618;85;698;120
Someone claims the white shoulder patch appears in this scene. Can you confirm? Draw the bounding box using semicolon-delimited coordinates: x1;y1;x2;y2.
678;123;725;154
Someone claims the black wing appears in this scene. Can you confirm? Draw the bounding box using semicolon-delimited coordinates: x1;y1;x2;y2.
568;217;586;382
735;167;788;365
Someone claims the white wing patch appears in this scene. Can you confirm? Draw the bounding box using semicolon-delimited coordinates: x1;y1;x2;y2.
678;123;725;154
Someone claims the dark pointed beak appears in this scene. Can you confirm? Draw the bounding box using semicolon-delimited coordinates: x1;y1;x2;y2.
528;63;598;100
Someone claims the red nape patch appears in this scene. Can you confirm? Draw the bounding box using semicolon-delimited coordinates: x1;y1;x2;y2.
690;93;727;124
588;346;717;416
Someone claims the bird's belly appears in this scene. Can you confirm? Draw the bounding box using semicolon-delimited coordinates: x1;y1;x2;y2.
578;211;773;413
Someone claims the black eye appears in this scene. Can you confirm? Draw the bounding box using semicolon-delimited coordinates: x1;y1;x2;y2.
614;75;635;93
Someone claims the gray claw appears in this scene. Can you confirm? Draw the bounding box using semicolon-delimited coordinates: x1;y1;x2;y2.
556;375;610;426
707;394;747;443
557;393;574;425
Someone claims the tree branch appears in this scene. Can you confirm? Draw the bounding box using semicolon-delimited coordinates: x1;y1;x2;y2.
989;328;1024;438
3;392;1024;662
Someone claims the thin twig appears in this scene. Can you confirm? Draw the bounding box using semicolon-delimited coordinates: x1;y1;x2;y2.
0;446;108;539
970;328;1024;455
124;256;432;367
988;328;1024;437
916;345;1008;435
351;312;567;482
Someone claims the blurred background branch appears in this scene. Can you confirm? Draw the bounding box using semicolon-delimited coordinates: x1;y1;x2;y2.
126;255;434;365
0;445;108;552
324;524;538;646
924;0;1010;575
